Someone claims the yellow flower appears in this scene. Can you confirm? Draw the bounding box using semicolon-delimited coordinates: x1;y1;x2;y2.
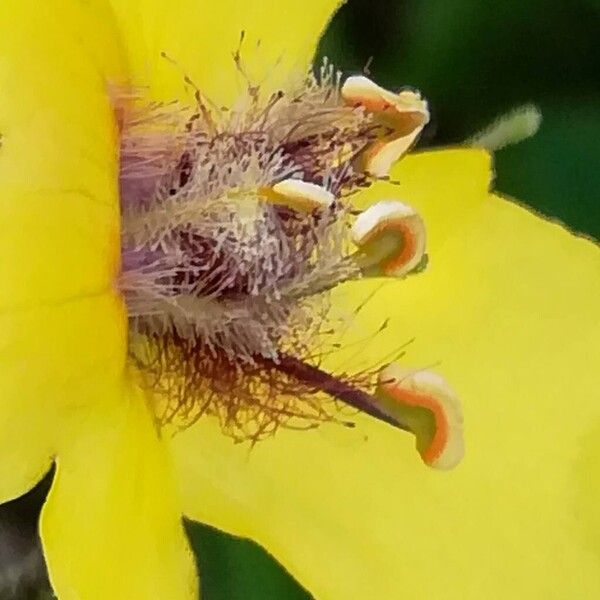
1;1;598;599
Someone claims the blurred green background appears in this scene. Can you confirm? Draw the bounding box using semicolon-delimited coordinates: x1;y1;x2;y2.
1;1;598;598
192;1;599;598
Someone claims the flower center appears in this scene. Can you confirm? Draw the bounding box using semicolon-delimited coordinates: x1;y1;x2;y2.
116;58;462;468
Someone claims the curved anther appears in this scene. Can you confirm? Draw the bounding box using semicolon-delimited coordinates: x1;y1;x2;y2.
342;75;430;177
376;364;464;470
351;200;426;278
262;179;335;213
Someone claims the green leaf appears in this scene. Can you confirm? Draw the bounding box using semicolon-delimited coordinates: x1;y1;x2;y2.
186;522;312;600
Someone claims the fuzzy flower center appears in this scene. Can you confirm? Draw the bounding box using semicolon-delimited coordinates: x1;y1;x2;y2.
116;57;462;469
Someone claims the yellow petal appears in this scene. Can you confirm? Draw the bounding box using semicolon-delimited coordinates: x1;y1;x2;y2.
0;0;125;310
0;293;126;501
41;377;198;600
108;0;343;105
170;150;600;598
350;148;493;258
0;0;126;503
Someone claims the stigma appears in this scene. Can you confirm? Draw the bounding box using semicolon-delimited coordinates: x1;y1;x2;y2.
117;59;463;469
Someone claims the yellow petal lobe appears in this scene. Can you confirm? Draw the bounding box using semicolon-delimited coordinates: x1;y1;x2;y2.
171;150;600;599
0;0;125;309
0;0;127;503
109;0;344;106
0;293;126;501
351;149;492;258
41;379;197;600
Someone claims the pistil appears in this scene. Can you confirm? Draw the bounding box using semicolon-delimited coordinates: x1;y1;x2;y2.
261;354;409;431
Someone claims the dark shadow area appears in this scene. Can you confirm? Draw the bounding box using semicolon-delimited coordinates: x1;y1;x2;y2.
0;469;54;600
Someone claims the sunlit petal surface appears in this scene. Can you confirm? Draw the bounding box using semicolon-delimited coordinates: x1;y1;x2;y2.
0;0;125;501
41;379;197;600
0;0;125;310
172;150;600;598
108;0;343;104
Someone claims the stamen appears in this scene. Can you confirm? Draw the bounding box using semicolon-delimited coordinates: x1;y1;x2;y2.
342;76;427;121
351;200;427;277
342;75;429;177
376;364;464;470
262;178;335;213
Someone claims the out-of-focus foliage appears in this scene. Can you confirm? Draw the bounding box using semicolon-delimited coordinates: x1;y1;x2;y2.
0;473;52;599
192;1;599;598
319;0;600;237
